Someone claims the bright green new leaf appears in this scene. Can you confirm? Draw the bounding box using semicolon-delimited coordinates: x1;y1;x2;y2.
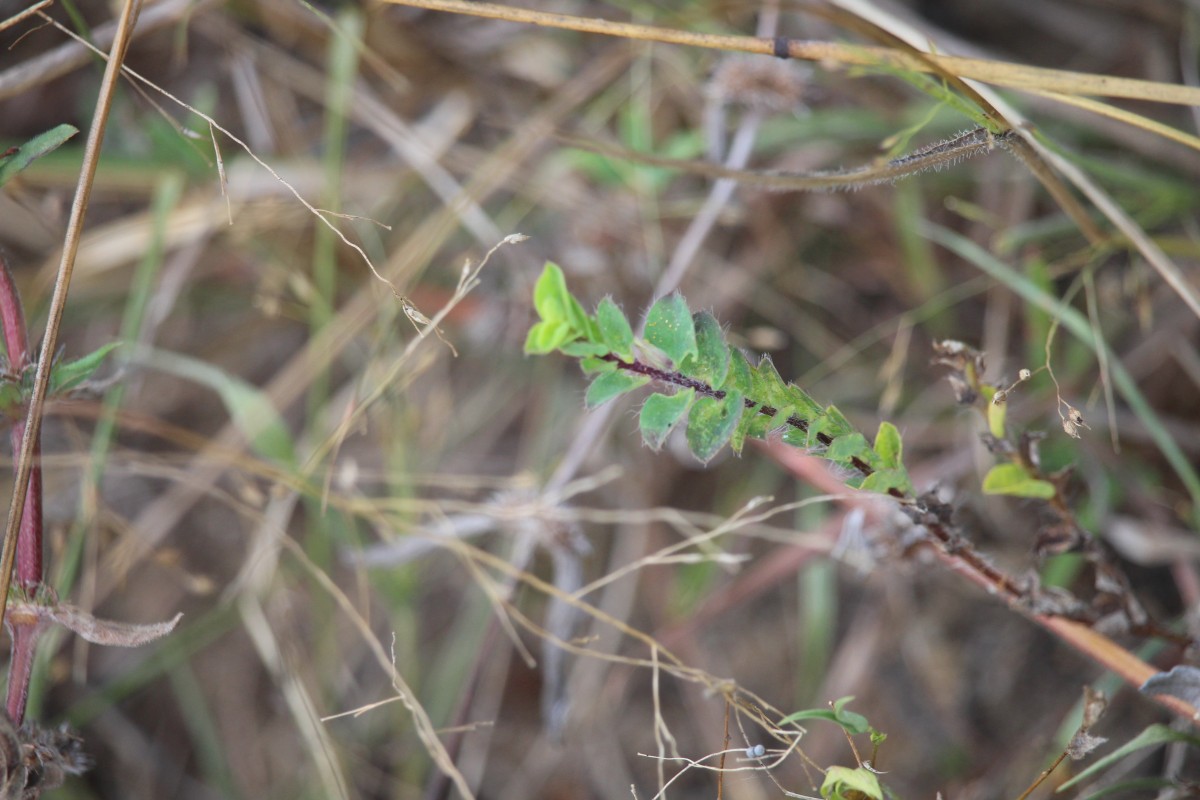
524;319;574;355
986;389;1007;439
560;340;610;358
532;262;572;323
821;766;883;800
50;341;122;394
686;390;743;463
679;312;728;388
644;293;697;366
565;292;598;343
585;370;649;409
0;124;78;187
982;463;1056;499
596;297;634;360
873;421;903;469
639;389;694;450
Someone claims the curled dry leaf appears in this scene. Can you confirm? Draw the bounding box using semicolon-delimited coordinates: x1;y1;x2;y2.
1140;664;1200;708
45;604;182;647
1066;686;1108;760
7;599;182;647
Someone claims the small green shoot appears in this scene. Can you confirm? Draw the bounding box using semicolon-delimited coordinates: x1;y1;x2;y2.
525;263;914;495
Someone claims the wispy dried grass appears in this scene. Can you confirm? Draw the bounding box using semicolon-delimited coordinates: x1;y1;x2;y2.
2;0;1199;797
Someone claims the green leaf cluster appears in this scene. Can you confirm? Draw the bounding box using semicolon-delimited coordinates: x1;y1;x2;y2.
525;263;913;495
0;343;123;419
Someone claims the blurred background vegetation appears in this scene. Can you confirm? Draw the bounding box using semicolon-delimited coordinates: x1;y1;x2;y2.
2;0;1200;797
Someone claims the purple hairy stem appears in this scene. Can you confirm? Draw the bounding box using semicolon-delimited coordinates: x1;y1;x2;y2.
0;253;44;724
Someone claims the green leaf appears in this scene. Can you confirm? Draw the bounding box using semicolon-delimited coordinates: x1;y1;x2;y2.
982;463;1056;499
566;293;599;342
781;383;824;424
731;407;773;454
644;293;697;366
0;124;78;187
724;348;755;396
679;312;728;388
779;696;871;736
873;421;903;469
532;262;572;323
639;389;694;450
585;370;649;408
580;356;617;374
859;467;913;496
826;432;877;469
596;297;634;360
524;319;574;355
1056;724;1200;792
50;341;122;394
560;340;610;358
982;384;1007;438
686;390;743;463
808;405;854;447
821;766;882;800
751;355;789;409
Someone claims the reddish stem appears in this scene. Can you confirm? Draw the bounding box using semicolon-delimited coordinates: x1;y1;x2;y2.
0;254;43;725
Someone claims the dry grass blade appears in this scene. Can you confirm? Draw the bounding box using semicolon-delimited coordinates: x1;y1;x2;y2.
386;0;1200;107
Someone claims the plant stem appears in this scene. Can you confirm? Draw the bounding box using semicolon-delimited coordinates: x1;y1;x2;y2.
0;253;44;726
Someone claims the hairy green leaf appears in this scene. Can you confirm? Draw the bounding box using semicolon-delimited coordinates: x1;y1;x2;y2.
859;468;912;496
679;312;728;388
782;384;824;424
644;293;697;366
585;370;649;408
808;405;854;447
826;431;873;466
724;347;755;396
731;407;773;454
686;390;743;463
596;297;634;360
982;463;1056;499
0;124;78;187
639;389;694;450
50;341;122;394
752;355;789;409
